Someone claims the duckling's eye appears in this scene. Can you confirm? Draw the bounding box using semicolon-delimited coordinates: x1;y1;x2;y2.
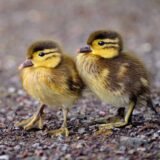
98;41;105;46
39;52;45;57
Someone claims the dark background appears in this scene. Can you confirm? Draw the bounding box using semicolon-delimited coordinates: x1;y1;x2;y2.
0;0;160;159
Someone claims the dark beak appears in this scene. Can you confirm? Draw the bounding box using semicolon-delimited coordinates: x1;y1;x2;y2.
18;59;33;70
77;45;92;53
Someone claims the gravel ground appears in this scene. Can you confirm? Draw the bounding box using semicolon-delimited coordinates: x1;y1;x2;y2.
0;0;160;159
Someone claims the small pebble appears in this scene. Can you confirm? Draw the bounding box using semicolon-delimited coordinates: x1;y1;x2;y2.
76;143;83;149
120;136;147;147
17;89;25;96
78;128;86;134
35;150;44;156
0;123;5;128
64;154;72;160
32;143;40;148
152;133;159;140
0;155;9;160
14;145;21;150
7;87;16;93
128;149;136;154
137;147;146;152
98;111;106;116
61;144;69;151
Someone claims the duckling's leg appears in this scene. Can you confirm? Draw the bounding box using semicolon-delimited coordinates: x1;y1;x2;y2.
48;107;69;137
16;104;46;130
99;98;137;130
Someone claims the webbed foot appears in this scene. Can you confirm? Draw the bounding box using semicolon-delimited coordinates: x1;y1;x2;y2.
16;113;45;130
16;104;46;130
48;127;69;137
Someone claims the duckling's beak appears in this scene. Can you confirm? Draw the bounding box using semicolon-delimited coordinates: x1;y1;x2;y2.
18;59;33;70
77;45;92;53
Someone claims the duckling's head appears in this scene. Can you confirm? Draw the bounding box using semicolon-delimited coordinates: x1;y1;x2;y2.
19;40;63;70
78;30;123;59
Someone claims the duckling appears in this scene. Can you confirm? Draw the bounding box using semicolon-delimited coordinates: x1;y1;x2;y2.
16;40;84;136
76;30;156;130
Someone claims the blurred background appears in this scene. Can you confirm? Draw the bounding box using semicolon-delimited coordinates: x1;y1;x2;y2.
0;1;160;159
0;0;160;88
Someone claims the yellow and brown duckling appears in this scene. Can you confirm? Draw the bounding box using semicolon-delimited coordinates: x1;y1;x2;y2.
16;40;84;136
76;30;156;130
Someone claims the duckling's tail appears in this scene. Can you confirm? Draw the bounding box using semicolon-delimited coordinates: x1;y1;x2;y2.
147;98;159;116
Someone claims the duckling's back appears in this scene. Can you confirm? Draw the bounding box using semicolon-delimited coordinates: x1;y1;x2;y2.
76;52;150;106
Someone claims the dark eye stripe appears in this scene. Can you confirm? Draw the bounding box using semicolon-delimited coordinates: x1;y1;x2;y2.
38;51;57;57
104;46;118;49
45;51;56;55
98;41;118;46
105;42;118;44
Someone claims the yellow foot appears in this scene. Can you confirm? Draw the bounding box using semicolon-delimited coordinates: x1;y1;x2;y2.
48;127;69;137
95;128;113;136
16;113;45;130
99;121;128;130
106;116;123;123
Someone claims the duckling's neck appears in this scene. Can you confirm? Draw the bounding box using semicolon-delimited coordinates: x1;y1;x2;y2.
92;48;119;59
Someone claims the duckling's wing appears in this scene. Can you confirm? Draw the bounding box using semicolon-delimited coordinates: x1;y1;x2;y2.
63;54;85;92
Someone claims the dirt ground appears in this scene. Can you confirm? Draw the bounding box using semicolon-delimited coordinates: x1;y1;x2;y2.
0;0;160;159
